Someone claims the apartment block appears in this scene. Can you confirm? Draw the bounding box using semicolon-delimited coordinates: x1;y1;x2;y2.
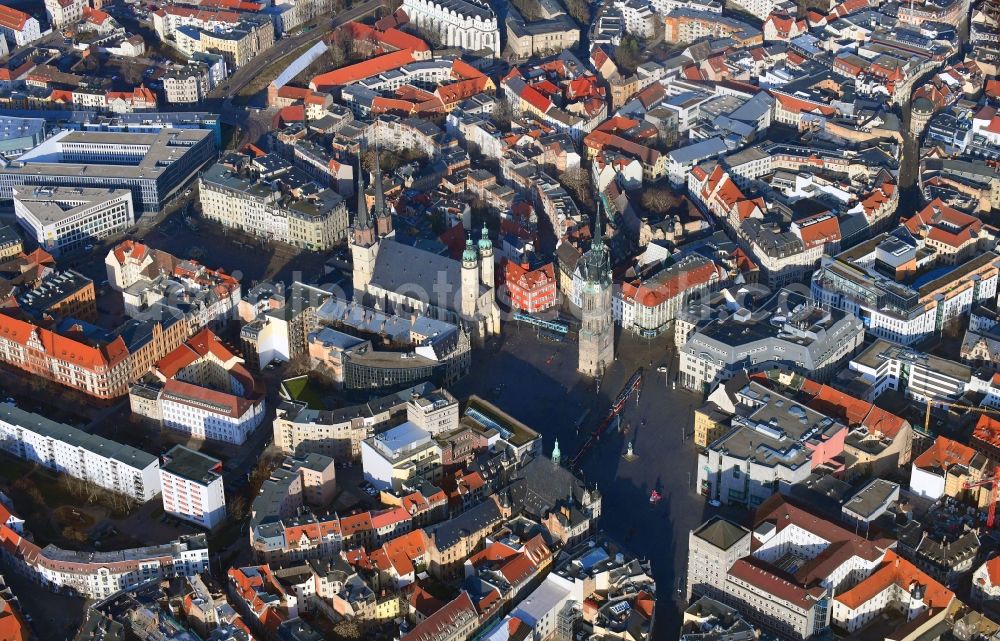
0;404;160;501
160;445;226;529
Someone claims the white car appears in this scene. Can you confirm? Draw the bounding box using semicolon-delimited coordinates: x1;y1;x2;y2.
708;499;721;508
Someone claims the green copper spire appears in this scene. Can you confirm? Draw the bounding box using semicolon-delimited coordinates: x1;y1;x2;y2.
478;221;492;252
462;232;477;262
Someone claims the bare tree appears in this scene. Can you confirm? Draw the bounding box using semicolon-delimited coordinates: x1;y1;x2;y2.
640;184;678;214
565;0;591;24
559;168;595;211
490;97;513;132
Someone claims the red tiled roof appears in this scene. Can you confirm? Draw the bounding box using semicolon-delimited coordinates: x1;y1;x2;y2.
311;49;415;91
913;435;979;472
0;5;29;31
835;550;953;611
403;592;477;641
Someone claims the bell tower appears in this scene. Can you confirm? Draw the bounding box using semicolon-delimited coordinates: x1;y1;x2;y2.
350;147;378;299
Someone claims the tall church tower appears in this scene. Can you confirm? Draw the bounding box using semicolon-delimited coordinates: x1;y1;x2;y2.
350;148;378;300
477;221;500;336
372;139;393;238
578;199;614;377
478;221;494;290
461;233;480;325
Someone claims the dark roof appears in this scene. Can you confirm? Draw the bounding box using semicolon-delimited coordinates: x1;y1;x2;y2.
430;498;503;551
693;517;749;551
369;240;486;313
507;457;589;520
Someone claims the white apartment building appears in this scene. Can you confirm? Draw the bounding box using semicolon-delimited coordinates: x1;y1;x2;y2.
45;0;86;28
614;0;657;37
728;0;779;19
160;445;226;529
13;187;135;256
160;380;265;445
0;404;160;502
26;534;209;599
0;6;40;48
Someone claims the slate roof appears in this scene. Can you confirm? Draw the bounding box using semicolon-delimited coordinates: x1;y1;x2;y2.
369;240;487;315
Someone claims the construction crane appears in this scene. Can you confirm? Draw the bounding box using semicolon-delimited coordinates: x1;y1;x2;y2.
923;399;1000;435
964;466;1000;529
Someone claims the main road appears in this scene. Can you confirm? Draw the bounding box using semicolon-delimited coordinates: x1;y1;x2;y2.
210;0;390;106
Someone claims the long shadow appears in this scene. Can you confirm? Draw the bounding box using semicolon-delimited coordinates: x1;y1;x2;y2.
452;326;709;639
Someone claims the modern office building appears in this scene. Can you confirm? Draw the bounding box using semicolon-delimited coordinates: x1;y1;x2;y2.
679;289;865;392
361;422;443;491
12;187;134;256
0;129;215;214
159;445;226;529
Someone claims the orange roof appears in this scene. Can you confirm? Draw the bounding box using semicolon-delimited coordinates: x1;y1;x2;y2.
913;435;979;472
519;84;551;113
112;239;147;265
311;49;415;91
773;91;836;116
983;556;1000;588
0;5;29;31
796;214;841;249
0;598;26;641
973;414;1000;451
370;506;410;529
904;198;982;249
835;550;953;611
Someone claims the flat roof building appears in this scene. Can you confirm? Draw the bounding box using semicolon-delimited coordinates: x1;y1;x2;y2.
0;129;215;214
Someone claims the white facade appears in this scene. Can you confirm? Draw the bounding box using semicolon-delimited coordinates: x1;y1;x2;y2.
0;11;40;47
25;535;209;599
160;390;265;445
13;187;135;256
45;0;86;28
0;405;160;502
402;0;500;56
160;447;227;529
909;464;946;500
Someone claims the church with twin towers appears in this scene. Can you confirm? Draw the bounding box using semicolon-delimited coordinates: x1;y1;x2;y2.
349;146;500;343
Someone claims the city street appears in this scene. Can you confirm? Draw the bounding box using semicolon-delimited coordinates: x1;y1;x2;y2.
453;323;733;638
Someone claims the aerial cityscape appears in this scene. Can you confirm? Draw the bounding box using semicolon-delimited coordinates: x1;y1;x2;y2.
0;0;994;637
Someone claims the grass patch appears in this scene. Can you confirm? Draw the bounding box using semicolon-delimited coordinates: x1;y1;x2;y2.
280;375;327;410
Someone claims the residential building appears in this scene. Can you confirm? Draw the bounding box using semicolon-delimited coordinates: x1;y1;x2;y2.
199;154;348;251
105;240;241;335
909;436;991;503
832;550;954;636
12;187;134;257
0;308;187;399
0;404;160;501
697;380;847;506
0;130;215;214
131;329;265;445
615;254;723;337
503;261;557;314
159;445;226;530
687;495;891;640
0;6;40;48
273;383;433;460
45;0;86;28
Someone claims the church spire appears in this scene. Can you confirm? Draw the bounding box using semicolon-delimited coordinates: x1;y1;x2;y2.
355;146;372;230
373;138;386;218
593;193;604;249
